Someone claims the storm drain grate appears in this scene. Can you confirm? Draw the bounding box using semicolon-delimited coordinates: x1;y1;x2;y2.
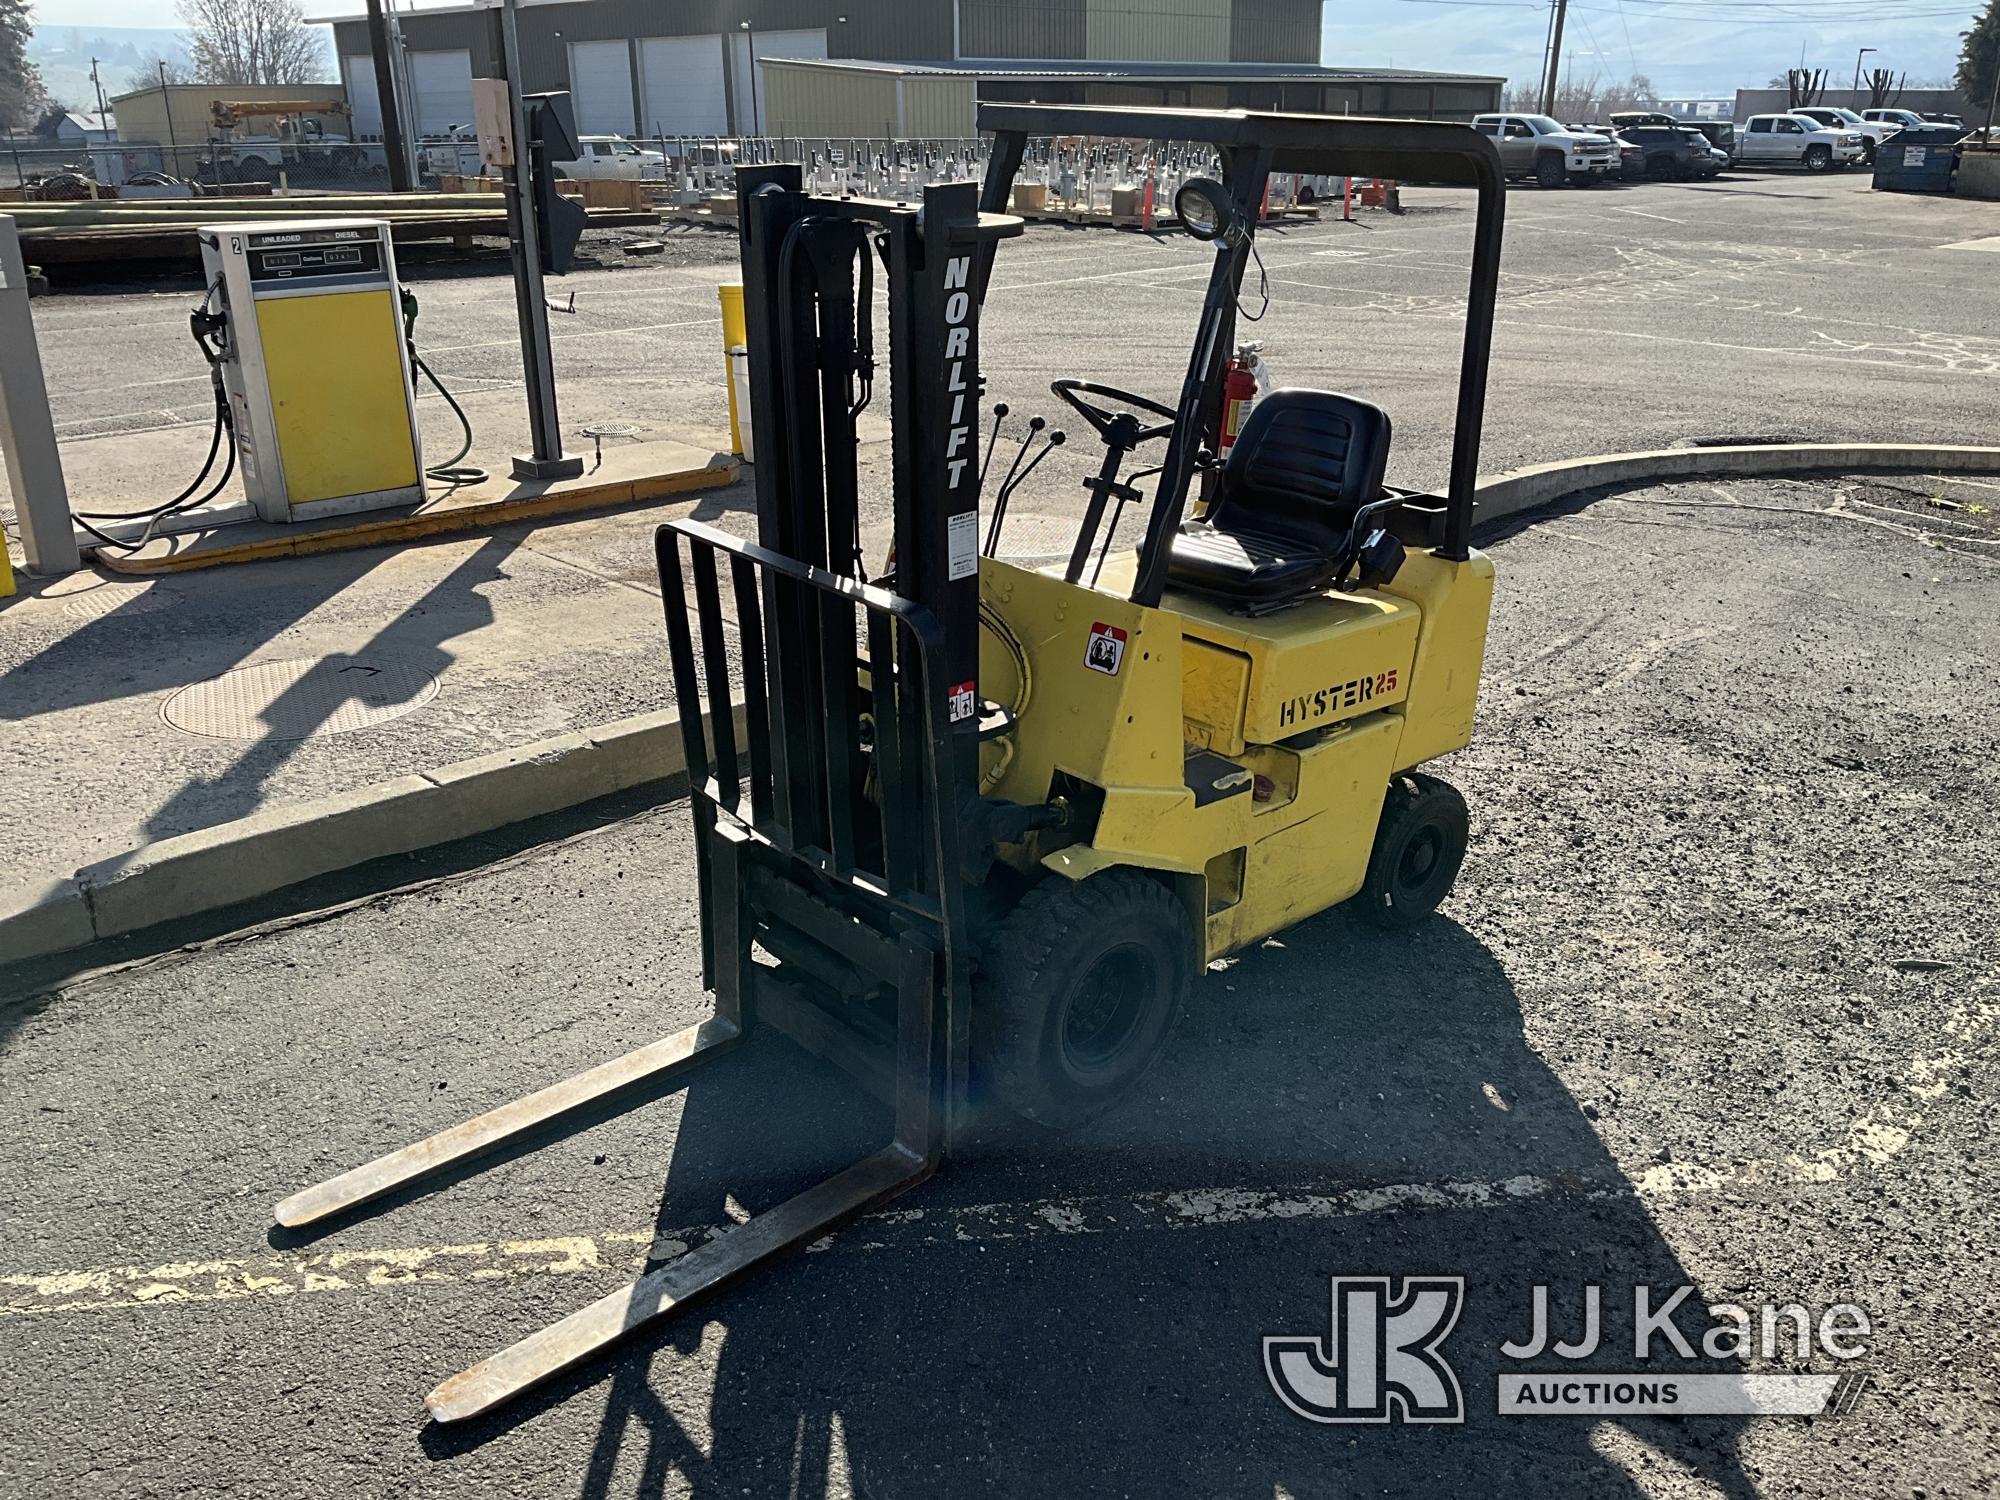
161;657;439;741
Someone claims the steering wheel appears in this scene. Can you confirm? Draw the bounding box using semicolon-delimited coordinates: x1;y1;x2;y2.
1050;379;1179;448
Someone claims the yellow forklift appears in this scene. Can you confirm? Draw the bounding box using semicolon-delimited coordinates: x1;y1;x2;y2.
275;103;1505;1422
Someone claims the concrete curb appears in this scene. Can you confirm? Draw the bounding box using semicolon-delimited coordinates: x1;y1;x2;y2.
0;703;740;967
1473;442;2000;530
9;442;2000;968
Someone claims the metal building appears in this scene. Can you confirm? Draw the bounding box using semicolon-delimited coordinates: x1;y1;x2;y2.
321;0;1500;141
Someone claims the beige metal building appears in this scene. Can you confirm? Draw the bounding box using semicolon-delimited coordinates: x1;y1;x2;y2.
761;56;1501;139
763;60;979;140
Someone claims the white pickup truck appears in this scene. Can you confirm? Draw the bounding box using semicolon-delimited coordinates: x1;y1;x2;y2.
554;136;667;181
1734;113;1866;172
1792;106;1899;163
1471;112;1619;186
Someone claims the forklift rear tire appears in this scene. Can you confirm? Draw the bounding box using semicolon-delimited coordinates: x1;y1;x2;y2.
976;869;1193;1130
1358;774;1469;929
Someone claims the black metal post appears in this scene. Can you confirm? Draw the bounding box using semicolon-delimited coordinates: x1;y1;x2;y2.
1130;145;1270;609
491;0;582;480
365;0;412;192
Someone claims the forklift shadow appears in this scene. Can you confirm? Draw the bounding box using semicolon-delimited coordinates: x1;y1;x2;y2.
424;910;1761;1499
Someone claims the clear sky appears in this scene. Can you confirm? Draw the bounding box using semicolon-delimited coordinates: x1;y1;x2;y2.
26;0;1978;97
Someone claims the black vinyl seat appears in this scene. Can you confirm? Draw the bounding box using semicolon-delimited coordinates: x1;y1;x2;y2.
1167;389;1392;605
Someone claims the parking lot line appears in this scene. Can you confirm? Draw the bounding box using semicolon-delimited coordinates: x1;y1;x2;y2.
7;979;1985;1326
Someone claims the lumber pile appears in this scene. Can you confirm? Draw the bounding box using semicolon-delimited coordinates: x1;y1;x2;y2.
5;192;660;265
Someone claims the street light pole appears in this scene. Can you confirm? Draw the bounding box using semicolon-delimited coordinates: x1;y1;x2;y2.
1852;47;1874;99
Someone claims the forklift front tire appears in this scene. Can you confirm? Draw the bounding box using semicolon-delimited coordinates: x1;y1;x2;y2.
1358;774;1469;929
976;869;1194;1130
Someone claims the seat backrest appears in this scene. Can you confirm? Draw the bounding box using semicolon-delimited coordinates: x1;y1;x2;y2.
1210;388;1392;550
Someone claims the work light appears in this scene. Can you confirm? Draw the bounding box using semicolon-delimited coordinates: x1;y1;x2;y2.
1174;177;1233;242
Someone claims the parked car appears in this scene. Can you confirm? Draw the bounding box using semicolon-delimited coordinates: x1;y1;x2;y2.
1610;111;1735;155
1861;107;1928;132
1920;112;1965;126
1616;124;1725;180
1600;129;1647;180
1792;106;1898;162
555;136;667;181
1734;113;1866;171
1471;113;1619;186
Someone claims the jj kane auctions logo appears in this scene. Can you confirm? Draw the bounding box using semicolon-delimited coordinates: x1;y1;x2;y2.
1266;1278;1872;1423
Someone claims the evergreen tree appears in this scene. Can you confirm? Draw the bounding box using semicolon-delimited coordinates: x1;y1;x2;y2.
1961;0;2000;119
0;0;50;130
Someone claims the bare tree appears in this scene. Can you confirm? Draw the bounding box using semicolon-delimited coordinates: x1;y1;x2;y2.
177;0;330;87
127;49;192;92
1785;68;1827;108
1864;68;1905;108
1504;71;1658;123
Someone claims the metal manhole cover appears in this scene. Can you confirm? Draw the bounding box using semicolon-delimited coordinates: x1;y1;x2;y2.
53;581;182;622
579;422;641;439
161;657;439;740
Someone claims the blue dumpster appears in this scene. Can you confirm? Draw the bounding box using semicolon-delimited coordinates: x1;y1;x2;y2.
1872;126;1964;193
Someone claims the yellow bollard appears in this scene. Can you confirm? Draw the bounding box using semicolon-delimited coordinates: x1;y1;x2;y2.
718;282;746;456
0;536;16;599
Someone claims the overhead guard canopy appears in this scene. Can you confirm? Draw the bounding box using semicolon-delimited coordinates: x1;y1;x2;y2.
976;103;1503;190
975;101;1505;599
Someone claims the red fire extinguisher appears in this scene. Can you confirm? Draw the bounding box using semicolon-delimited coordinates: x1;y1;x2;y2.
1219;342;1269;454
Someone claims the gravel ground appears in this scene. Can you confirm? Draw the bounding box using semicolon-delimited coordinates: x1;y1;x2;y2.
4;468;1997;1498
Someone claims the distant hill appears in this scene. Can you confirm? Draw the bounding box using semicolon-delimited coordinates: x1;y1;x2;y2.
1320;5;1968;101
27;25;193;111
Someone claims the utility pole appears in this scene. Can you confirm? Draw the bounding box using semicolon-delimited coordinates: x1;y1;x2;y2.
89;58;109;122
158;60;181;177
365;0;412;191
1540;0;1569;117
1985;54;1999;142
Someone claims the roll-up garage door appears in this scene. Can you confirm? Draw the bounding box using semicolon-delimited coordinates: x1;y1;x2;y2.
568;40;636;136
637;35;729;136
727;27;827;133
342;54;383;136
408;49;474;137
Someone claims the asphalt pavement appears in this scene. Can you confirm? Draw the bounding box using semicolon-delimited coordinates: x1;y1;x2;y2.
5;168;2000;1498
5;468;1998;1498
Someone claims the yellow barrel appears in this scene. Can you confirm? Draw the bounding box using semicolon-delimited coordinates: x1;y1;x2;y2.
718;282;746;456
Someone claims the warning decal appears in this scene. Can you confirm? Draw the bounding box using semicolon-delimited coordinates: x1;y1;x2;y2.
1085;622;1127;676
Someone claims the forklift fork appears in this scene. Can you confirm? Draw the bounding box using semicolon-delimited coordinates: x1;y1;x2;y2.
275;519;967;1424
